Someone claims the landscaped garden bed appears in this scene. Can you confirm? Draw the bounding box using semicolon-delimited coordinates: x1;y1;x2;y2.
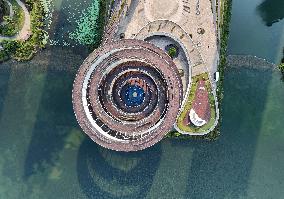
0;0;47;62
176;73;217;134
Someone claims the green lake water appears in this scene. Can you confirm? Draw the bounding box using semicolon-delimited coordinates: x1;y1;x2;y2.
0;0;284;198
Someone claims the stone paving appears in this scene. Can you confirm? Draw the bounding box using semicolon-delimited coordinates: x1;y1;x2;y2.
116;0;218;77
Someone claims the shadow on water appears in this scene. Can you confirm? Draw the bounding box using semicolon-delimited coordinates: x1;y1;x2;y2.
21;60;275;198
178;66;273;198
77;138;161;199
23;69;77;178
0;0;281;197
0;68;11;121
23;9;82;179
257;0;284;26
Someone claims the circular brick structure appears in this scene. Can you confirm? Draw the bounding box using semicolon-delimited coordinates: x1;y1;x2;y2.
72;39;183;151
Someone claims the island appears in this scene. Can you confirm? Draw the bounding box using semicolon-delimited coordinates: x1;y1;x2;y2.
72;0;232;151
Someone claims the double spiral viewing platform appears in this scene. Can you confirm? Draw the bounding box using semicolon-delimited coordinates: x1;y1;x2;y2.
73;0;220;151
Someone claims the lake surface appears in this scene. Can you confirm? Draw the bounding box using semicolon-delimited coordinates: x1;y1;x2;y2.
0;0;284;198
228;0;284;62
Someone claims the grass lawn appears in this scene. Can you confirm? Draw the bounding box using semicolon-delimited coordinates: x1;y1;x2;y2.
176;73;217;133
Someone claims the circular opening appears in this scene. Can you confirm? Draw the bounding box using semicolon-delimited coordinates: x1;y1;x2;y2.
122;85;145;107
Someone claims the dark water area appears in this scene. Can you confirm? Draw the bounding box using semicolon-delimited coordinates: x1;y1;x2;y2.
228;0;284;63
0;0;284;198
257;0;284;27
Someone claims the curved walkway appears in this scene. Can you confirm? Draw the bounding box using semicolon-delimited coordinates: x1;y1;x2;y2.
0;0;31;41
135;20;204;67
73;39;183;151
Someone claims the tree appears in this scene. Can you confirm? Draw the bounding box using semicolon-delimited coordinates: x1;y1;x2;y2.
257;0;284;26
168;47;177;58
0;0;7;22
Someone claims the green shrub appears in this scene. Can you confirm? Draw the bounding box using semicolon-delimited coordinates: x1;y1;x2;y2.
279;63;284;72
168;47;177;58
0;50;9;62
0;4;24;36
279;47;284;74
13;41;34;61
279;63;284;81
0;0;47;62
